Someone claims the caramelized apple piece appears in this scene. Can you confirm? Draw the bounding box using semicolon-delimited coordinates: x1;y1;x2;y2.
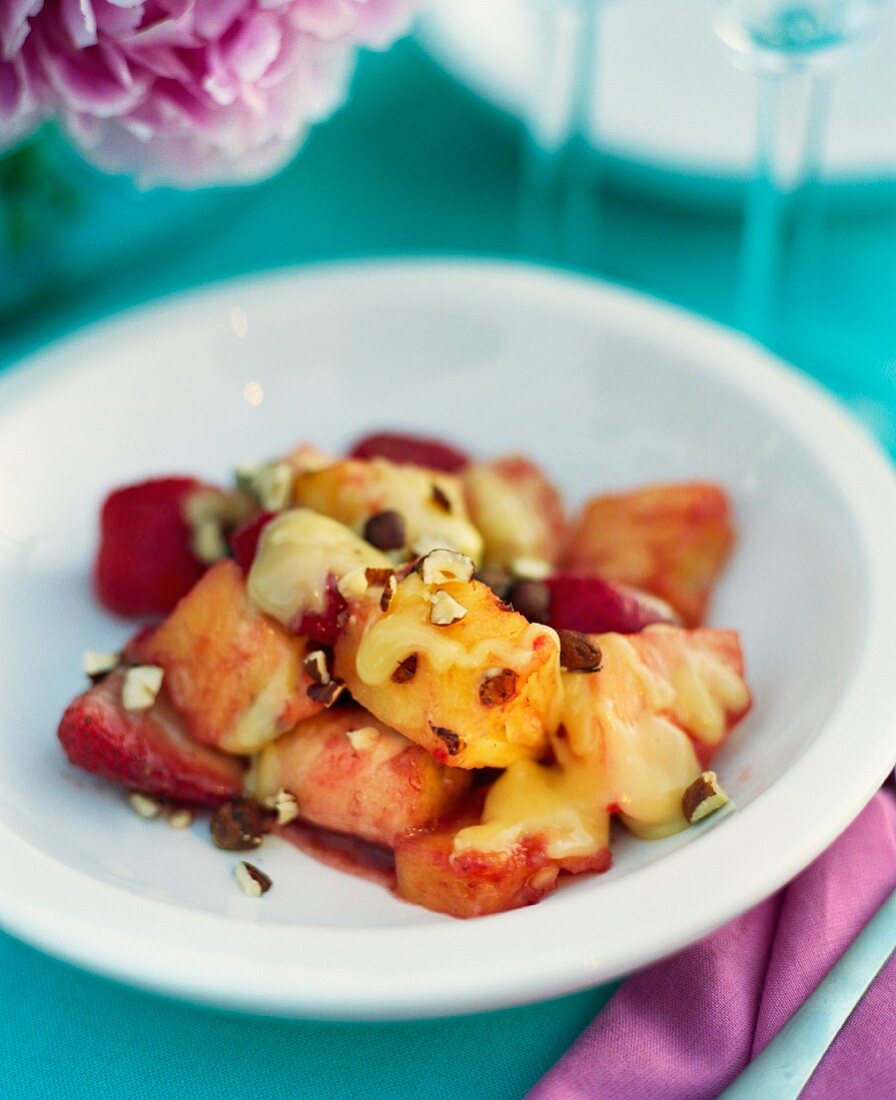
463;456;566;570
394;803;559;919
394;769;613;919
293;458;483;562
563;483;735;626
334;565;562;769
561;624;751;838
249;705;472;847
132;560;322;754
452;737;610;867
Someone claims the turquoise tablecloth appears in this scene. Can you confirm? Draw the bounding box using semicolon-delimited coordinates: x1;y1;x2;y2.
1;38;894;1100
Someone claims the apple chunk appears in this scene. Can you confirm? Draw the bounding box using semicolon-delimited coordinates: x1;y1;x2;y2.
394;768;612;920
463;455;566;570
394;806;559;919
131;559;322;754
563;483;735;626
561;624;751;838
248;704;472;847
334;562;562;768
293;457;483;562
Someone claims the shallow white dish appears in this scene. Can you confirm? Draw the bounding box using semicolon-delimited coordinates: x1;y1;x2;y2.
420;0;896;187
0;259;895;1020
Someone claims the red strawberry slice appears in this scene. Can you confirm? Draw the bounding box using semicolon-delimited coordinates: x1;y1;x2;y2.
291;574;348;647
58;669;244;807
95;477;214;617
229;510;276;574
348;432;469;473
545;574;678;635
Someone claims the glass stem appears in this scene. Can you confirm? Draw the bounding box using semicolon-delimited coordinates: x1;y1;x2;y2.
738;65;832;342
518;0;602;266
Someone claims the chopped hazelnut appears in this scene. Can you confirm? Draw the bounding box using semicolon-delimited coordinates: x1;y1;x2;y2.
269;788;300;826
235;860;272;898
303;649;331;686
363;510;406;551
380;574;398;612
391;654;418;684
430;483;452;513
128;792;161;820
418;548;475;586
337;568;369;600
429;589;467;626
82;650;120;681
167;808;193;830
682;772;731;825
121;665;164;711
307;679;346;708
210;798;264;851
557;630;602;673
347;727;380;752
364;567;395;587
430;724;463;757
479;668;519;707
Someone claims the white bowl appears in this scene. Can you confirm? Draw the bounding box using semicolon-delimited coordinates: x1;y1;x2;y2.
0;260;894;1019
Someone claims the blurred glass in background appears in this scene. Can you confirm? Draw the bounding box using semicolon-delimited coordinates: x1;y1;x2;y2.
1;1;895;452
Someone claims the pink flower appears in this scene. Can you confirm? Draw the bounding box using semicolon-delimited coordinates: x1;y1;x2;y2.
0;1;416;185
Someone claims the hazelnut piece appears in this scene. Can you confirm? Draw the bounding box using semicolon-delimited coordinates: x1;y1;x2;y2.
210;798;264;851
428;589;467;626
479;668;519;707
235;860;272;897
682;772;730;825
418;548;475;586
557;629;602;673
364;510;406;551
391;654;418;684
307;679;346;707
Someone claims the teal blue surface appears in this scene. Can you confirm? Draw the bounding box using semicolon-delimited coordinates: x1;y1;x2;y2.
0;36;894;1100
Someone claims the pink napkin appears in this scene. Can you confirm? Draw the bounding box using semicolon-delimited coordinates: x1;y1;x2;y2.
529;787;896;1100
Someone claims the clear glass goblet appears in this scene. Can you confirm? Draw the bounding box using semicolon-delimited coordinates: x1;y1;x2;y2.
713;0;889;340
518;0;605;267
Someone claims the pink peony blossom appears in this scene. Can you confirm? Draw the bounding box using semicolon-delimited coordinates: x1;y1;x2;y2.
0;1;417;185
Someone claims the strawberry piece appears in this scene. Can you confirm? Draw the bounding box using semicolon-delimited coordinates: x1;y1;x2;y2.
291;574;348;647
545;574;677;634
57;670;244;807
229;511;276;574
348;432;469;472
95;477;212;617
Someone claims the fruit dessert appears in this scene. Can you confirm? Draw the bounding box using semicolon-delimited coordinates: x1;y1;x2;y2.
58;431;751;918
